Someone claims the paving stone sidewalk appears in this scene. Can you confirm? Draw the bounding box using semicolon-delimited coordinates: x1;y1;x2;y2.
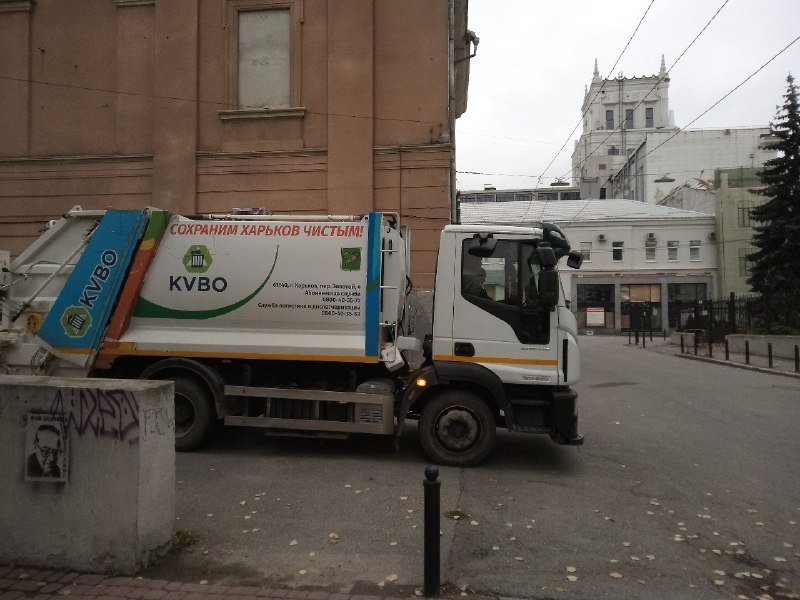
630;336;800;379
0;567;420;600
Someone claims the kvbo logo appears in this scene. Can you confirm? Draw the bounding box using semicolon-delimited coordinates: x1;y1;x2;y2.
169;244;228;292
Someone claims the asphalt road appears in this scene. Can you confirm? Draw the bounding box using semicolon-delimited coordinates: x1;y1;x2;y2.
142;336;800;600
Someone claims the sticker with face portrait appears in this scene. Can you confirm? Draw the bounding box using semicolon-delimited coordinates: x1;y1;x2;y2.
25;414;68;482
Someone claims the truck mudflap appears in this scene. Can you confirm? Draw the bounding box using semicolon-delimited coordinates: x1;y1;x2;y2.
550;388;583;446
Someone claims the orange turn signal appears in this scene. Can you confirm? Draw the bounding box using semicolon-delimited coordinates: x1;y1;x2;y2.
415;378;428;387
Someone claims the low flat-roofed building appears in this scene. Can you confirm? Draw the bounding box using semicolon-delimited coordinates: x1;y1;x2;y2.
460;198;717;333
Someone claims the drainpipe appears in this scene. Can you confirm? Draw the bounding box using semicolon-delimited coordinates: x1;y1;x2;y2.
448;0;457;223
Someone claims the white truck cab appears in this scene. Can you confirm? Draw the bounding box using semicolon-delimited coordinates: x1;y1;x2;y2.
400;223;583;465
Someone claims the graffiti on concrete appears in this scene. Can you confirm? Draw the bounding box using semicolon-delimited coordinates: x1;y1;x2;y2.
26;413;69;482
142;407;174;438
49;388;140;444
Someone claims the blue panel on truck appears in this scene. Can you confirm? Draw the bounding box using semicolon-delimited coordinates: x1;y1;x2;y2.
37;210;148;367
364;212;381;357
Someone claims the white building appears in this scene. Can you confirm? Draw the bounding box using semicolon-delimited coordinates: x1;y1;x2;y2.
657;167;765;297
609;127;774;204
460;199;717;333
571;58;775;204
572;58;676;199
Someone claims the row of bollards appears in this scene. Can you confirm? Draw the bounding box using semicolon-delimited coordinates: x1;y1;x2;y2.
679;335;800;373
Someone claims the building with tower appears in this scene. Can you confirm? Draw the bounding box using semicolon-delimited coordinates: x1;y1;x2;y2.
571;59;774;205
572;57;675;200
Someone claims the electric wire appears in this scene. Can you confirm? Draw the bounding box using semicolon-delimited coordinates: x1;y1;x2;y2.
567;0;732;181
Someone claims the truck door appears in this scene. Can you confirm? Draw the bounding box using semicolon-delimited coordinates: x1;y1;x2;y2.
449;238;559;385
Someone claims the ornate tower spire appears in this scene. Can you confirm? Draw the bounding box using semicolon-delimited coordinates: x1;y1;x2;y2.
660;54;667;77
593;58;601;83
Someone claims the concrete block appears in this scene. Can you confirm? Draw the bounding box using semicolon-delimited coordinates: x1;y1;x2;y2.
0;376;175;574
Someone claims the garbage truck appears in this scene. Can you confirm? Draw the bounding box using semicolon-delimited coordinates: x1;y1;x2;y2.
0;206;584;466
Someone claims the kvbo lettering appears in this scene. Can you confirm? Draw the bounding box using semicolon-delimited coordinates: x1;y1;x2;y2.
78;249;118;309
169;276;228;292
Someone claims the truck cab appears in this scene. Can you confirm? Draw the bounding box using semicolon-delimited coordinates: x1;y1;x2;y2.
402;224;583;466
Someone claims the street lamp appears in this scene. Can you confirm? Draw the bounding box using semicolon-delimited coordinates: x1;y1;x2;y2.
654;174;675;183
550;178;570;187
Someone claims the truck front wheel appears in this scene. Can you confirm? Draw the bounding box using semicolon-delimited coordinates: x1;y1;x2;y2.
419;391;496;467
171;376;214;451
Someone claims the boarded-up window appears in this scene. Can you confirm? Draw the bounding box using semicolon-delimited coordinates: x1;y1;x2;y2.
238;9;290;109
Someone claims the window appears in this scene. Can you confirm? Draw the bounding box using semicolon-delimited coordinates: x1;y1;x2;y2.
612;241;624;262
689;240;701;261
739;247;754;277
606;109;614;130
667;240;679;262
577;284;615;329
738;202;753;227
460;240;550;344
237;8;291;109
667;283;708;329
598;163;607;171
607;146;620;156
625;109;634;129
645;107;654;128
645;239;656;262
580;242;592;262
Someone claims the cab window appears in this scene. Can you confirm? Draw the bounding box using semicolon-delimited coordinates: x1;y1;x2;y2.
460;239;550;344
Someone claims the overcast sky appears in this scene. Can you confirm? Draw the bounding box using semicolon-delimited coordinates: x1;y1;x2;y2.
454;0;800;192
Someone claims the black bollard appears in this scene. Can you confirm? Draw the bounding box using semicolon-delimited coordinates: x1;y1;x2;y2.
725;339;729;361
745;340;750;365
795;345;799;373
694;333;698;356
768;343;773;369
680;334;685;354
423;466;440;597
628;329;631;344
635;331;639;345
643;334;646;349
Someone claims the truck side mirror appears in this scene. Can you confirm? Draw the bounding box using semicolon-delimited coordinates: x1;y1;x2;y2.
537;269;559;311
566;250;583;269
536;244;557;268
467;235;497;258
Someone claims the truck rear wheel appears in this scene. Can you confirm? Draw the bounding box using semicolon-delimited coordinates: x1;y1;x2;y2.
419;391;496;467
172;376;214;451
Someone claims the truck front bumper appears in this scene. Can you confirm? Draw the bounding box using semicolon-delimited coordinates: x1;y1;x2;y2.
551;388;583;446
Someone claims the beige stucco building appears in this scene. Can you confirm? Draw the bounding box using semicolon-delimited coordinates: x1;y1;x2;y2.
0;0;473;289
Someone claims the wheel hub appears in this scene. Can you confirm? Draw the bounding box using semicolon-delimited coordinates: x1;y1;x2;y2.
436;407;479;451
174;396;195;434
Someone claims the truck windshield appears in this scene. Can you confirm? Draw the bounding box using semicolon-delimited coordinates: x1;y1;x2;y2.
461;240;539;307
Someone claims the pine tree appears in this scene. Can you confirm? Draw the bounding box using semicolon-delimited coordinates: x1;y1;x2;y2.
748;74;800;330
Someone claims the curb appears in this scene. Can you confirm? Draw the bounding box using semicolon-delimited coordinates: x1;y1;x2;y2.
674;352;800;380
0;567;432;600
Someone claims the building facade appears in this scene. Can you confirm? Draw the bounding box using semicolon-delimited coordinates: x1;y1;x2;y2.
571;58;676;199
609;128;775;205
655;167;766;298
0;0;472;289
460;199;717;334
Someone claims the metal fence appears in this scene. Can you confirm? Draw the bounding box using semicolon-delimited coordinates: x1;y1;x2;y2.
679;293;793;342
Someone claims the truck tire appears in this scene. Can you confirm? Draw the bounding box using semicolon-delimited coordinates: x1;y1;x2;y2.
171;376;214;451
419;391;496;467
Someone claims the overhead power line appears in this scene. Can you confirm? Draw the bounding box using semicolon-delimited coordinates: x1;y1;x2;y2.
631;34;800;165
567;0;731;180
535;0;658;186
